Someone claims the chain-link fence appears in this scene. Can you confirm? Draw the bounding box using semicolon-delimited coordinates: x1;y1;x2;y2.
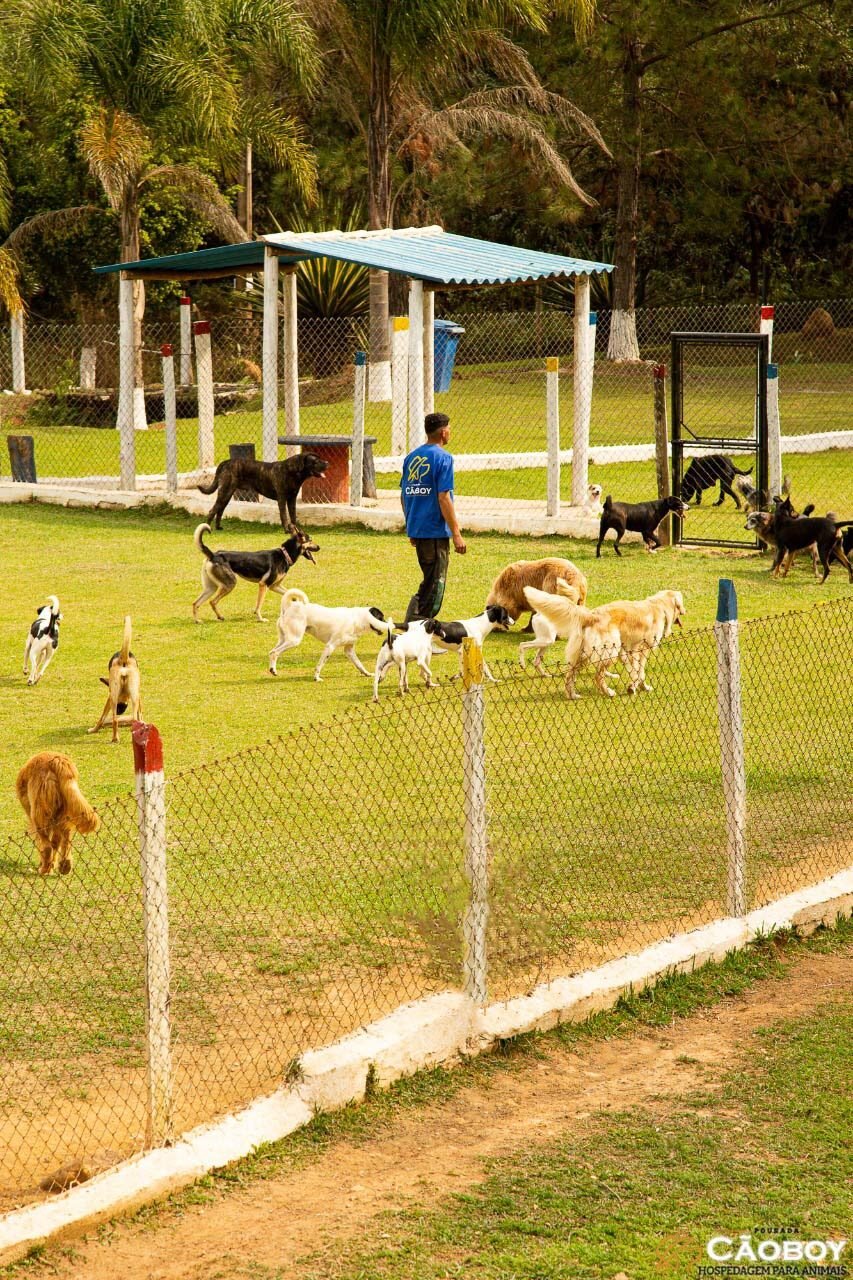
2;594;850;1212
1;301;850;531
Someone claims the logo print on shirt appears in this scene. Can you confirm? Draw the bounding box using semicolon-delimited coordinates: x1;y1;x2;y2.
407;456;431;483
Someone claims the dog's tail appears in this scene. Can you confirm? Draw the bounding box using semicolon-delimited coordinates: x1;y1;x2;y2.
196;459;228;495
282;588;309;612
46;595;60;614
602;495;613;512
120;616;132;665
523;585;595;629
194;523;216;560
732;461;754;476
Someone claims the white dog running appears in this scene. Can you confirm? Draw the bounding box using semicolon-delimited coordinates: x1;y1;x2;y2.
372;620;438;702
269;589;387;680
24;596;62;686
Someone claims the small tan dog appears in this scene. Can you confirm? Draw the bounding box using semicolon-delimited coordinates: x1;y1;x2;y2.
16;752;100;875
486;557;588;631
88;616;142;743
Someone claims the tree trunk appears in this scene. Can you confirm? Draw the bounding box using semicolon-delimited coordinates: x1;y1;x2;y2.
237;141;253;238
366;25;392;400
120;187;145;388
607;35;643;361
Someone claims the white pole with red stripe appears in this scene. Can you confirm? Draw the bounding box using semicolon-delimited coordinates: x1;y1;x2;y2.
759;304;774;362
179;296;193;386
133;721;174;1147
193;320;215;470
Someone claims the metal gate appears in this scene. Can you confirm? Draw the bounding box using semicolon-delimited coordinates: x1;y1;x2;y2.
671;332;769;548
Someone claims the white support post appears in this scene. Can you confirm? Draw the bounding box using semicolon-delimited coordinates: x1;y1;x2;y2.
759;304;774;362
179;297;193;386
767;364;782;501
423;288;435;417
461;639;489;1005
79;347;97;390
546;356;560;518
282;269;300;456
262;246;279;463
133;721;174;1149
391;317;409;455
407;279;425;450
714;579;747;918
571;275;592;506
10;311;26;393
193;321;215;471
350;350;367;508
162;344;178;494
117;276;136;489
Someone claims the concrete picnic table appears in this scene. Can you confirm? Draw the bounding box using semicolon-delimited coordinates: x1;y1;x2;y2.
279;434;378;503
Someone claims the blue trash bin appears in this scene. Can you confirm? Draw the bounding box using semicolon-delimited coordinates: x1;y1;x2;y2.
433;319;465;393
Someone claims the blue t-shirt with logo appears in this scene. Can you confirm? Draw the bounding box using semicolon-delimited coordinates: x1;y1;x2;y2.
401;443;454;539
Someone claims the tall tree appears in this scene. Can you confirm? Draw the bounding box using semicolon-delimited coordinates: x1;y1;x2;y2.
312;0;605;390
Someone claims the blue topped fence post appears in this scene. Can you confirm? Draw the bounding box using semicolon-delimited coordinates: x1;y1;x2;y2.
767;363;782;501
715;579;747;916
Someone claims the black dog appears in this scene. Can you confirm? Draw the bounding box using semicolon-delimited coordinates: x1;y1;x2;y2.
681;455;754;508
197;453;328;530
771;496;853;584
192;524;320;621
596;495;689;557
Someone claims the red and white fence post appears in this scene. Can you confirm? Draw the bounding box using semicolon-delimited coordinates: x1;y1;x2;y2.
133;721;174;1148
714;580;747;917
193;320;215;471
161;344;178;494
546;356;560;518
179;296;193;386
759;303;774;361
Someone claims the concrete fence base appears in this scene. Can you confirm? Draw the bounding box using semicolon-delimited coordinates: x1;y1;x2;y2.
1;868;850;1267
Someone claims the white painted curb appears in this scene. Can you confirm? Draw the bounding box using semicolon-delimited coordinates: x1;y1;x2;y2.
1;870;849;1266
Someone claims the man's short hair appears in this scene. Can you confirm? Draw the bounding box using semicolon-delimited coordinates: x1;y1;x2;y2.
424;412;450;435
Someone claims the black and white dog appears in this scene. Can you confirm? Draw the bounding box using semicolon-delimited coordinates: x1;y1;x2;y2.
427;605;514;682
24;596;62;685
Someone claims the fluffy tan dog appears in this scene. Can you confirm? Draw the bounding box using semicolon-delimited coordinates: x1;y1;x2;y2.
16;752;100;875
486;558;588;630
89;616;142;743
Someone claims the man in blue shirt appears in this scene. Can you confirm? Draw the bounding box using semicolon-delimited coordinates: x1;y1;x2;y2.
401;412;467;622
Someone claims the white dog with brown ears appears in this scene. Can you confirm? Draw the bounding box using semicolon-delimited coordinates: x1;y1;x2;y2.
88;616;142;742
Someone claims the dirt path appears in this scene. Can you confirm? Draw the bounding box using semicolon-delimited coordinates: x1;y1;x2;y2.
32;948;852;1280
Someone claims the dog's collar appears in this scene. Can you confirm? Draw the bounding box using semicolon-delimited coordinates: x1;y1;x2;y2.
282;546;294;567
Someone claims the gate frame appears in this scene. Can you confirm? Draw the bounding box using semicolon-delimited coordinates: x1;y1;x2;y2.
671;332;769;549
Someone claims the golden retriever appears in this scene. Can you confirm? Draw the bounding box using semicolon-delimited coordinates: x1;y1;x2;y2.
16;751;100;875
487;557;588;631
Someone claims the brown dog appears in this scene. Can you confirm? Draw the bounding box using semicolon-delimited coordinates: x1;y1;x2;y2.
486;558;588;632
89;616;142;743
197;453;329;530
16;752;100;874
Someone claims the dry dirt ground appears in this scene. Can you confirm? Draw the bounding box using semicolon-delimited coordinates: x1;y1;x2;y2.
22;947;852;1280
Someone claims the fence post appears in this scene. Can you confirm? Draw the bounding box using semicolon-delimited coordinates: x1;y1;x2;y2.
79;346;97;390
653;363;671;546
759;303;774;362
133;721;174;1148
461;638;489;1005
117;276;137;489
714;580;747;918
546;356;560;517
193;321;215;471
262;246;279;463
766;363;782;500
179;297;193;386
423;288;435;418
161;344;178;494
350;350;366;509
407;279;425;450
283;268;300;456
10;310;26;393
391;317;409;455
571;278;591;505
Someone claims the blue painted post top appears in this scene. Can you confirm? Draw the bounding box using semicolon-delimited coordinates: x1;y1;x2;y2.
767;363;778;379
716;578;738;623
589;312;598;325
354;350;367;366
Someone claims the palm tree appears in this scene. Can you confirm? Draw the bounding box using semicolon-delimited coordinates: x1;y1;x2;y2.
312;0;605;389
4;0;319;405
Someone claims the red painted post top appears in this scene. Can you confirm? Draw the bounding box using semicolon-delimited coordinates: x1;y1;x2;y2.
193;321;211;336
760;305;775;320
180;296;192;306
653;363;666;379
160;344;173;357
132;721;164;774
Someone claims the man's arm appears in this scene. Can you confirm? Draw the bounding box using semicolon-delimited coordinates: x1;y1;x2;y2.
438;491;466;554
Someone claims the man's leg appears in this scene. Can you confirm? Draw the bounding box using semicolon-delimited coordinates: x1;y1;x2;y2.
405;539;449;622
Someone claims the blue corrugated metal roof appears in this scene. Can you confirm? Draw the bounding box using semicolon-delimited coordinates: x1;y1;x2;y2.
95;226;612;282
